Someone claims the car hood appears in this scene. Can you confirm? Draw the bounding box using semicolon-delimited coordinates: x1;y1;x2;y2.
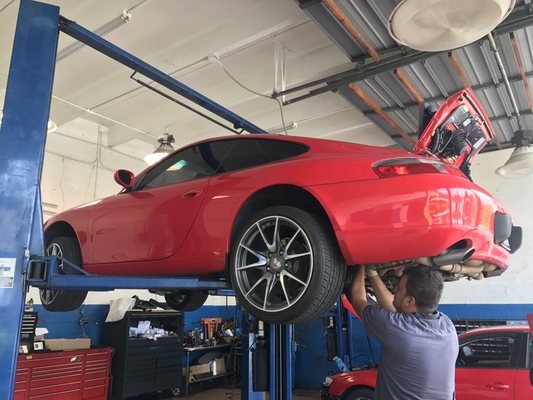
413;87;496;173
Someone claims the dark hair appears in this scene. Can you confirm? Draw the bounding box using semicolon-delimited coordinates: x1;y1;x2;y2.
404;266;444;313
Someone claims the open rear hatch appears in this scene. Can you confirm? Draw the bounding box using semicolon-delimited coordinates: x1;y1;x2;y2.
413;87;496;177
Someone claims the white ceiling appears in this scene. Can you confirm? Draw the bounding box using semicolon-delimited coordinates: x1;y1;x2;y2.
1;0;395;168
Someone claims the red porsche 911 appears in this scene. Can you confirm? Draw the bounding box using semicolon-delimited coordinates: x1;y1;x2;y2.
41;88;521;324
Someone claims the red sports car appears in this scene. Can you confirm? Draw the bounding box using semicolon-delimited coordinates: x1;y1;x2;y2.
322;324;533;400
41;88;521;324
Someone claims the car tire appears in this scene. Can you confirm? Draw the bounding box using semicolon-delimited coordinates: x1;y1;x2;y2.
39;236;87;312
165;290;209;312
343;387;374;400
230;206;346;324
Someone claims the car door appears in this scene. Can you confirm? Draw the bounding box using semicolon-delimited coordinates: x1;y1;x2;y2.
88;141;230;264
513;332;533;400
455;332;523;400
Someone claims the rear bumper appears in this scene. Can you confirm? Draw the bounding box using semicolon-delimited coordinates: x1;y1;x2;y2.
306;174;515;267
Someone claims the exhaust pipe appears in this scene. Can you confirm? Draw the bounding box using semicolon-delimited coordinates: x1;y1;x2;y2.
432;247;475;266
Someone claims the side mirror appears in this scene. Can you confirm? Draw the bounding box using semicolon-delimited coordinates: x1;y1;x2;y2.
114;169;135;190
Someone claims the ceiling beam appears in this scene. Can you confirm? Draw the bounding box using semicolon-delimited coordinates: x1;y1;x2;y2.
322;0;380;61
274;5;533;104
364;71;533;115
393;68;423;104
348;83;415;145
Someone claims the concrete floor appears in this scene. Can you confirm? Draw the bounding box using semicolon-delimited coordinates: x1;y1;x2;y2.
184;388;321;399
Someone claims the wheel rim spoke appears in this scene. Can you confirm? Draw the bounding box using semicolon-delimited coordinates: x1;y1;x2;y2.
281;270;308;287
236;258;267;271
256;222;276;252
263;274;278;310
285;251;311;261
239;243;264;260
279;274;291;307
284;228;301;255
245;274;269;297
272;217;280;249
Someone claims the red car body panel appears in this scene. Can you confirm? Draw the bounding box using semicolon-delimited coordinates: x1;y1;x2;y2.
44;88;517;278
326;326;533;400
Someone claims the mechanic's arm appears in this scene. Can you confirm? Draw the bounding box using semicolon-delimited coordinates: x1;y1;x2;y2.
350;266;368;318
367;269;396;312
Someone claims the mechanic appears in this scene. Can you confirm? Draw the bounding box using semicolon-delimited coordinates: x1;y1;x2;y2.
350;265;459;400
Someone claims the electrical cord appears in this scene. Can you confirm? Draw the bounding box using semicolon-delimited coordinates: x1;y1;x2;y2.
213;57;289;135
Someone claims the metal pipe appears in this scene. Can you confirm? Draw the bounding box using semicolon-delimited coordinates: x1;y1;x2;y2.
487;32;523;130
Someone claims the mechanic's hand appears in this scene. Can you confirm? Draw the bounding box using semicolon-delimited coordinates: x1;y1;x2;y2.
365;265;379;277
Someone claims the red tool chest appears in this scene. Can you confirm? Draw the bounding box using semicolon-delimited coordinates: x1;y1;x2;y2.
14;347;112;400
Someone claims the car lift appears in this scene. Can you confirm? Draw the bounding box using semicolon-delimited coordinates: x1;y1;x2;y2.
0;1;292;399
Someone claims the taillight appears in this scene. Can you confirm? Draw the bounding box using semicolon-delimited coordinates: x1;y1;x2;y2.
372;158;463;178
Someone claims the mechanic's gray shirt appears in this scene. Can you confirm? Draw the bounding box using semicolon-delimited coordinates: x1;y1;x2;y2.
363;305;458;400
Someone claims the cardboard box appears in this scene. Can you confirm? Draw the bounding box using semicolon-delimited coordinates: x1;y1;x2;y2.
44;338;91;351
189;363;211;376
214;357;225;375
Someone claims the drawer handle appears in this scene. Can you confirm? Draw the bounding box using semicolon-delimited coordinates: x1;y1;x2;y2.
70;356;81;362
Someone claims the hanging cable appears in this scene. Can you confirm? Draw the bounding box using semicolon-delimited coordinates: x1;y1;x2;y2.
213;57;289;135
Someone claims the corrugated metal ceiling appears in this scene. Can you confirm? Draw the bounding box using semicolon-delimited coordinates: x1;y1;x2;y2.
289;0;533;151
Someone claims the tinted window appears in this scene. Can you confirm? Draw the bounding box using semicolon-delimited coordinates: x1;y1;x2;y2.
217;139;308;173
139;141;234;190
457;334;519;369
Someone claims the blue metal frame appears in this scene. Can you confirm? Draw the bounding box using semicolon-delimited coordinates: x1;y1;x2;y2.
0;1;59;398
58;16;266;135
269;324;293;400
28;255;232;292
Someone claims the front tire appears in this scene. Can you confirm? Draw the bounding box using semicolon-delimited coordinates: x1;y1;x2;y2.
230;206;345;324
40;236;87;312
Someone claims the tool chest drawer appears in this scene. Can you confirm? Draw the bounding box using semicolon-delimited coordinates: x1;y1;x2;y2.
14;347;112;400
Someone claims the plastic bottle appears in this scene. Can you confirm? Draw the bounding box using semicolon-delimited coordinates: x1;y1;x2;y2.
333;355;349;372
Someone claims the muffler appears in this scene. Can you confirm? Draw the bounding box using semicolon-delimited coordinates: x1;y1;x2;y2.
432;247;475;266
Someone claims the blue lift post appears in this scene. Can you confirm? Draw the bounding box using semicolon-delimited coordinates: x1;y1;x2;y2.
0;1;294;399
0;1;60;398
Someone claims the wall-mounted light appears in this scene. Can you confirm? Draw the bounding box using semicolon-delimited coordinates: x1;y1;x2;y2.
56;10;131;62
144;133;175;165
495;129;533;178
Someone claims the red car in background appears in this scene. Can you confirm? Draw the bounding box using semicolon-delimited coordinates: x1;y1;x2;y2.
41;88;521;324
322;324;533;400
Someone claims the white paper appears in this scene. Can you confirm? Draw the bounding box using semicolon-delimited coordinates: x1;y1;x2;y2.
35;328;49;336
0;258;16;288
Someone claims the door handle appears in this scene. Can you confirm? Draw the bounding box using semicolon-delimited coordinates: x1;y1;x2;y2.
182;189;203;199
486;383;510;390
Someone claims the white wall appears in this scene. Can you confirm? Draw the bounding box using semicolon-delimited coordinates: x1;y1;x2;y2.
441;149;533;304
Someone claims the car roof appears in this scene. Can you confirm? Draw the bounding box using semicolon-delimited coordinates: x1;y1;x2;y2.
459;324;529;338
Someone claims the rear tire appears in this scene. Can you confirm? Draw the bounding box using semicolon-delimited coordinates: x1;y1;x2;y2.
164;290;208;312
230;206;346;324
39;236;87;312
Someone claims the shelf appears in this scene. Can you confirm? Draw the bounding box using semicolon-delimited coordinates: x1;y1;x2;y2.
184;343;232;352
190;371;234;384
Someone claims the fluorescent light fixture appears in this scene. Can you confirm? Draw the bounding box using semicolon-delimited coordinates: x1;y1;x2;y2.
267;121;298;135
144;133;175;165
496;130;533;178
56;10;131;62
